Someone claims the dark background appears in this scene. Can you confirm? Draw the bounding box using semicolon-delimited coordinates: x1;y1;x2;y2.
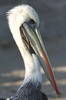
0;0;66;100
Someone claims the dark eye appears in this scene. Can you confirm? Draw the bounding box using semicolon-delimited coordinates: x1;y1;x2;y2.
29;19;35;24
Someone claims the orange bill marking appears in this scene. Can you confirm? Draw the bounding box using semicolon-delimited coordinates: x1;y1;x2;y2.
40;50;61;96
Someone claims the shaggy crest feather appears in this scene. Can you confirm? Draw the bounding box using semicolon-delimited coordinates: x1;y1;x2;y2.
7;4;39;35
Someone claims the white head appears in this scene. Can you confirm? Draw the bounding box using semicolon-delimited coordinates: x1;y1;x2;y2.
7;4;39;36
7;4;40;58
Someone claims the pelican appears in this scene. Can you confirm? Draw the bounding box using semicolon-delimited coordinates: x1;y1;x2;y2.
6;4;60;100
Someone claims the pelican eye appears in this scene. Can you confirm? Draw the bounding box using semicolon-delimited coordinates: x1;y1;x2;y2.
29;19;35;25
29;19;36;29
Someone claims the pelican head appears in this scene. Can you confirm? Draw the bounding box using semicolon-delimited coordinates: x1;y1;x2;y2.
7;4;60;96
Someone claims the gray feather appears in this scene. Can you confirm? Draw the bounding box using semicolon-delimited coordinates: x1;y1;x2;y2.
9;81;48;100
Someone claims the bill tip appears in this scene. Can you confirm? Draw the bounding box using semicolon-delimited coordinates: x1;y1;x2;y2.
58;92;62;97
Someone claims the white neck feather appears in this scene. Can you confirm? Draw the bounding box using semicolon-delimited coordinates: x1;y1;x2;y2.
19;41;42;84
24;54;42;83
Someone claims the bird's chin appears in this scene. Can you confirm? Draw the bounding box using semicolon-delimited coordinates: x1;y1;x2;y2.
20;24;36;55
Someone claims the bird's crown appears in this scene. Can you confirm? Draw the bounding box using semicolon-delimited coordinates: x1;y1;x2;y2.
7;4;39;34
